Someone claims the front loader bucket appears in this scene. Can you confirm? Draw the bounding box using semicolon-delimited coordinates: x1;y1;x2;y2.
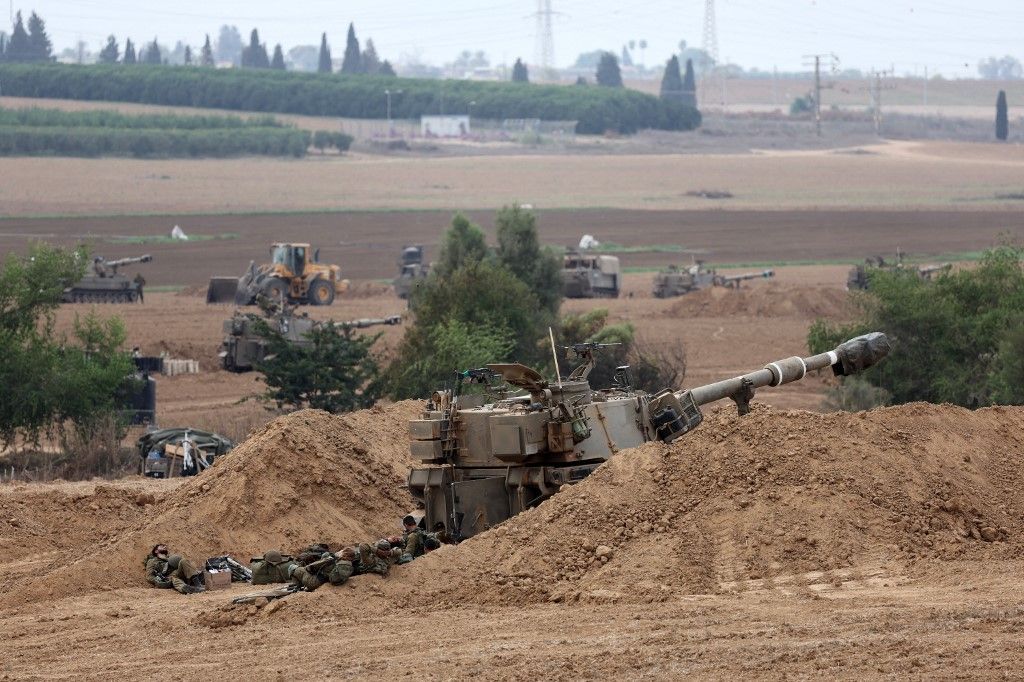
206;277;239;304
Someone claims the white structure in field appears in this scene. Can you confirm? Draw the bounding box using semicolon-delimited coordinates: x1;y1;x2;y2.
421;115;471;138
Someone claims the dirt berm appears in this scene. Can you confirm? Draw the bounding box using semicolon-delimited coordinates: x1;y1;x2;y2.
347;402;1024;611
1;401;421;607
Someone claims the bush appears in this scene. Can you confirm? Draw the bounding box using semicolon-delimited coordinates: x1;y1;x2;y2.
0;63;702;134
808;245;1024;408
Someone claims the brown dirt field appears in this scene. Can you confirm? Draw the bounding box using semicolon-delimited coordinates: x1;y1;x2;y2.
3;139;1024;216
2;402;1023;678
5;208;1020;286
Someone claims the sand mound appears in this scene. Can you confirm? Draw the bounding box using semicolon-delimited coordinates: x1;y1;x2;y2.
667;284;849;318
387;403;1024;606
2;401;420;606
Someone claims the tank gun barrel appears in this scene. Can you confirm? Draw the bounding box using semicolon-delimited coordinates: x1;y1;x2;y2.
681;332;890;409
104;254;152;268
718;269;774;283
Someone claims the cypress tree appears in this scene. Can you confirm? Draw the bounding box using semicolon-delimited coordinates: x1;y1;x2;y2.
659;56;683;102
595;52;623;87
0;33;6;59
511;58;529;83
242;29;269;68
6;12;30;62
379;59;396;77
200;35;214;66
361;38;380;74
317;33;332;73
996;90;1009;141
575;75;587;85
271;44;285;70
340;23;361;74
682;58;697;107
26;12;52;61
98;35;119;64
620;45;632;68
183;45;192;66
142;38;161;65
123;38;136;64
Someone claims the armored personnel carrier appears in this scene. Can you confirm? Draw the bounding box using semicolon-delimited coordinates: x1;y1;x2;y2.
561;250;620;298
394;245;430;299
219;299;401;372
408;333;891;539
62;254;152;303
652;261;774;298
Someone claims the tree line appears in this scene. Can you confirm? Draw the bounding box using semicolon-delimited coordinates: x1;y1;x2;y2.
0;63;701;134
0;105;352;158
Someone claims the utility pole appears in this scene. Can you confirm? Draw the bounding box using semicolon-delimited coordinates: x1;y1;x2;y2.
802;53;839;136
923;66;928;106
531;0;557;80
867;68;895;136
700;0;719;106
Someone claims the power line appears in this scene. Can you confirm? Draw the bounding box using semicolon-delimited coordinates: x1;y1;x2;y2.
802;53;840;136
532;0;556;76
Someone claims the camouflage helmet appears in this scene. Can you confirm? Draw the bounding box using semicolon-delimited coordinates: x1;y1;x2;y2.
166;554;182;570
264;549;283;565
338;547;356;561
375;539;392;551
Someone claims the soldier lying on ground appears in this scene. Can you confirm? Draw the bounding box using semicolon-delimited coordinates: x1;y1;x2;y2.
250;550;296;585
144;544;205;594
295;543;332;566
424;536;441;553
289;547;356;591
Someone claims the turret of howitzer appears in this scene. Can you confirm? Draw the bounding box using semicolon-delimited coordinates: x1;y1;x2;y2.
62;254;153;303
407;333;891;539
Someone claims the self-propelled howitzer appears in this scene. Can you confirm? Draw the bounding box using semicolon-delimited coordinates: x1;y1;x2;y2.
408;333;891;539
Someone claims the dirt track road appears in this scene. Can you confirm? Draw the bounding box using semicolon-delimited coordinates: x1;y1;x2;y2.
4;208;1021;286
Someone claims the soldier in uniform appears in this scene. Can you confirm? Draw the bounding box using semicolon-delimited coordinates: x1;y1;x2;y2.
432;521;455;545
289;548;355;591
144;544;205;594
423;536;442;554
401;515;426;560
295;542;331;566
250;549;295;585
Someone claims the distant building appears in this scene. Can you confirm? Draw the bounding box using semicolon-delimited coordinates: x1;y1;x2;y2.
421;115;471;138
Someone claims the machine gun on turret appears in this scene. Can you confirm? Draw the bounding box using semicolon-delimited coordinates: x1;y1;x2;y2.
408;333;891;539
62;254;153;303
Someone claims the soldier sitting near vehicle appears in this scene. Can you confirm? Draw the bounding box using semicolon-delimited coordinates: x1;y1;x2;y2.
250;549;296;585
144;544;205;594
401;515;427;560
424;536;442;553
432;521;455;545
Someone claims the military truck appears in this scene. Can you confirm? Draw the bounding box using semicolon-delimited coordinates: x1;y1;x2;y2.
407;333;891;539
206;242;348;306
394;245;430;299
847;255;951;291
561;250;620;298
62;254;152;303
652;261;774;298
219;300;401;372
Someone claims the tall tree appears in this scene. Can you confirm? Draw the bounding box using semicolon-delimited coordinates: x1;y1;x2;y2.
0;33;7;59
379;59;396;77
317;32;332;73
242;28;270;68
682;58;697;107
595;51;623;87
996;90;1009;141
620;45;633;67
271;44;285;70
215;25;243;65
142;38;161;65
361;37;381;74
123;38;136;64
659;55;683;102
26;12;52;61
340;22;361;74
5;12;30;61
200;34;214;66
98;35;119;64
511;58;529;83
183;45;192;66
494;204;561;321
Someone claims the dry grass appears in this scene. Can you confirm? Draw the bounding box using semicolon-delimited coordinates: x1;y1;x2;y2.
3;139;1024;216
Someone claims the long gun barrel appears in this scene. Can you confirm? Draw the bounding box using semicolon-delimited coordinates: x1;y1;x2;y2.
715;269;775;287
100;254;153;274
330;315;402;329
650;333;891;442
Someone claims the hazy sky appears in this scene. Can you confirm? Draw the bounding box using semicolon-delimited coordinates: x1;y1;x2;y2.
11;0;1022;76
